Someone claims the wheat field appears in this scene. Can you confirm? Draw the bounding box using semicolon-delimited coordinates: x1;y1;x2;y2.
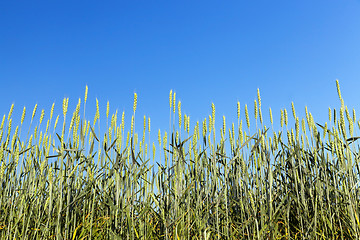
0;80;360;239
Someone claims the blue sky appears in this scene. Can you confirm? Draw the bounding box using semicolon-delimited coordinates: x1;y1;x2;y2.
1;0;360;152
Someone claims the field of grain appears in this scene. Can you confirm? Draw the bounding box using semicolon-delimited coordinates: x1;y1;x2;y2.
1;80;360;239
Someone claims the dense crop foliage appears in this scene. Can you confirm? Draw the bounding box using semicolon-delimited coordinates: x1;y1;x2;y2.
1;81;360;239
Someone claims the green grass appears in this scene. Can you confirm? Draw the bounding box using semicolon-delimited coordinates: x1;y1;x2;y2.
1;80;360;239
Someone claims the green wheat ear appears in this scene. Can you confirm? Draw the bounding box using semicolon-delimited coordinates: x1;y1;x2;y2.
202;118;207;137
352;109;356;130
94;98;99;125
173;92;176;114
133;93;137;114
222;115;226;136
8;104;14;122
32;104;38;122
158;129;161;146
257;88;261;107
54;115;59;132
21;107;26;125
0;115;5;130
50;103;55;121
336;79;342;101
106;101;110;119
62;98;68;118
302;118;306;135
237;101;240;120
291;102;296;119
187;115;190;133
178;101;182;129
340;107;346;137
245;104;250;129
163;131;167;147
39;109;45;125
169;89;173;110
131;115;134;136
84;85;88;104
254;100;258;120
208;115;212;133
295;117;299;141
211;103;215;126
121;111;125;131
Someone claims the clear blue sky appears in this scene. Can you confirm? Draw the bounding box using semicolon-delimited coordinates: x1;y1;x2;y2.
1;1;360;148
